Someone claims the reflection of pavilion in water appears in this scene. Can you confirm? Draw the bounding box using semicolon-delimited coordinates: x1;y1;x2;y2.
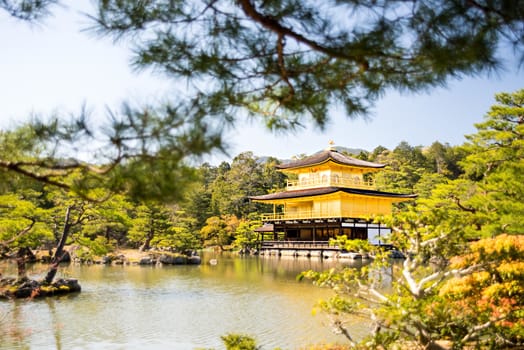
250;145;416;255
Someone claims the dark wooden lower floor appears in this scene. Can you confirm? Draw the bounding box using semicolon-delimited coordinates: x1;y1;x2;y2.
261;217;391;245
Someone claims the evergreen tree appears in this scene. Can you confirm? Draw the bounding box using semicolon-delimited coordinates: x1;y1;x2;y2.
200;215;239;250
0;193;53;277
374;141;430;192
182;163;218;231
211;152;268;218
128;201;173;251
454;89;524;236
424;141;465;179
79;194;133;248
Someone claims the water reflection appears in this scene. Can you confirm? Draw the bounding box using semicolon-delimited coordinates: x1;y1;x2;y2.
0;254;373;349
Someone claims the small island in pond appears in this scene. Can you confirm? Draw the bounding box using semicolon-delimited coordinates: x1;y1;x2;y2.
0;248;201;299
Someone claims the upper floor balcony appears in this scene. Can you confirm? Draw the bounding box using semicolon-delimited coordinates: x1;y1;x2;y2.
286;175;375;191
259;208;373;222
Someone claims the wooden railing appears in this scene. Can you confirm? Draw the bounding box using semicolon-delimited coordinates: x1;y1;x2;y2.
286;176;375;191
259;210;371;221
260;240;337;249
260;210;341;221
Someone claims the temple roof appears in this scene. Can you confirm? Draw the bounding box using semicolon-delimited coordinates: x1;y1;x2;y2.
250;187;417;201
277;149;384;170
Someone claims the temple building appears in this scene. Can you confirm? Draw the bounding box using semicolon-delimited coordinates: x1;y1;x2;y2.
249;146;416;245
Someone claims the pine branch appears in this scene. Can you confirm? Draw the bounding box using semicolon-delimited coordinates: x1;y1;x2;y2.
0;160;72;191
237;0;357;61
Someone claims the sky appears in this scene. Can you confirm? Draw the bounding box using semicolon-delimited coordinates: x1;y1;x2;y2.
1;2;523;165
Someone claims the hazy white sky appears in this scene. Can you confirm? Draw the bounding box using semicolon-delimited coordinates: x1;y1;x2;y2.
1;2;523;164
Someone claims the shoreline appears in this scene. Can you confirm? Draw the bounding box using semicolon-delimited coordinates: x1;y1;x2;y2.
32;247;204;266
0;248;202;299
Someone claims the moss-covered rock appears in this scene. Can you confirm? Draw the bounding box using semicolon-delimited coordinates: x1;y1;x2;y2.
0;278;81;299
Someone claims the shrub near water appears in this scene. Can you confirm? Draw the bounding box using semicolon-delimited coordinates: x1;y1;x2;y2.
221;334;259;350
301;230;524;349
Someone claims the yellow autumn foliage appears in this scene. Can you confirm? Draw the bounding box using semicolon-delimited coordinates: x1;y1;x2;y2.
470;234;524;258
497;261;524;280
437;234;524;344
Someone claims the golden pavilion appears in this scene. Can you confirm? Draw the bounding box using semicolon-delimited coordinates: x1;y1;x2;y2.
249;146;416;245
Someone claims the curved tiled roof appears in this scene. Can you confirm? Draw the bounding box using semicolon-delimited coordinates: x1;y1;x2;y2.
277;149;384;170
249;187;417;201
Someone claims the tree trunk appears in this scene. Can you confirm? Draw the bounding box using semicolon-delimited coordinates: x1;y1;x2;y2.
139;229;154;252
15;247;36;280
16;247;28;280
44;206;72;285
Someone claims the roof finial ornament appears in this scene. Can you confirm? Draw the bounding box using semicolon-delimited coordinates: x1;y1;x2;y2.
327;140;336;151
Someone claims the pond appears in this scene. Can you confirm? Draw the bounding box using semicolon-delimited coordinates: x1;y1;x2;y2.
0;253;372;349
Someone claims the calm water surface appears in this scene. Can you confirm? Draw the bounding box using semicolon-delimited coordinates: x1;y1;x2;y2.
0;254;371;349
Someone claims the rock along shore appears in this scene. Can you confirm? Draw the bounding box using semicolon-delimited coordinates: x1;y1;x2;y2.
69;249;202;266
0;277;81;299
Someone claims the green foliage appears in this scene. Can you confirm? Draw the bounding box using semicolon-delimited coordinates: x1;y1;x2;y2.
128;202;173;251
424;141;465;178
457;89;524;236
412;172;449;199
152;226;201;252
148;209;202;252
211;152;282;219
0;127;49;195
329;236;373;253
368;89;523;238
232;216;263;250
182;163;218;230
221;333;259;350
79;194;132;245
303;227;524;348
302;90;524;349
369;140;466;199
372;142;431;192
410;89;524;238
200;215;239;250
75;236;116;258
0;129;287;259
0;193;54;253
